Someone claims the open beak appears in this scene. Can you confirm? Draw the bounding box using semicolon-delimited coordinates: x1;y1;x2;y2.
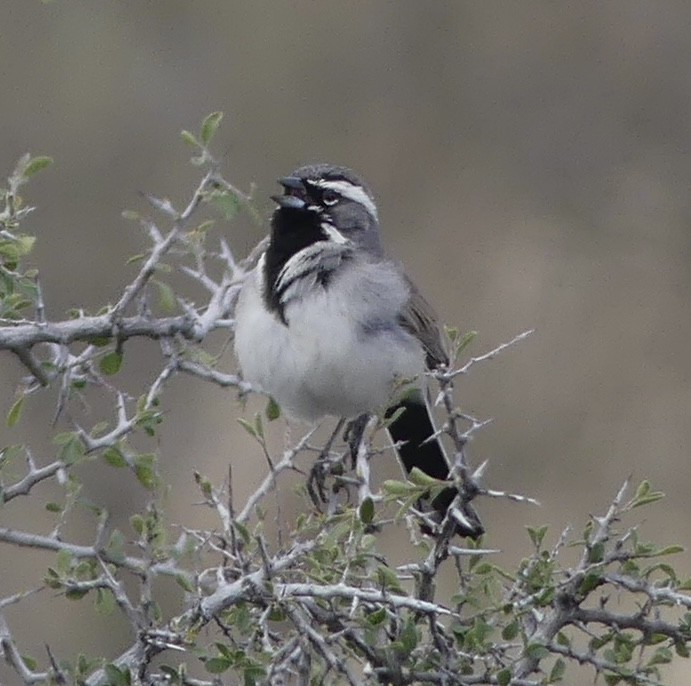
271;176;307;209
278;176;305;192
271;176;307;210
270;193;306;209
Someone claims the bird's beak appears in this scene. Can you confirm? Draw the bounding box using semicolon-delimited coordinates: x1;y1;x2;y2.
271;194;306;209
271;176;307;209
278;176;305;192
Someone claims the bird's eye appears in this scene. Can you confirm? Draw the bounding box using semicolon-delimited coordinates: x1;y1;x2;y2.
322;189;339;206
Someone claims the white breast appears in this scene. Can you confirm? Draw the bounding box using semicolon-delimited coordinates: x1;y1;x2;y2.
234;253;424;422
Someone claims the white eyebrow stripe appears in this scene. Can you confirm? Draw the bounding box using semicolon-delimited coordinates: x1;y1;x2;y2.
310;179;378;220
320;221;349;244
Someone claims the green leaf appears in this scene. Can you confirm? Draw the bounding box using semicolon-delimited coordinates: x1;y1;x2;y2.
200;111;223;145
45;568;61;589
87;335;111;347
100;351;123;376
502;620;519;640
400;617;418;654
20;654;38;671
149;600;163;623
106;529;126;564
549;658;566;682
377;565;404;593
130;514;145;535
6;395;25;427
56;549;73;575
267;605;286;622
234;521;251;545
121;210;140;222
473;563;493;575
631;492;665;508
103;447;127;468
380;404;406;429
23;155;53;178
54;432;85;465
209;189;241;220
237;418;258;439
359;496;375;524
152;278;176;313
175;574;194;592
195;472;213;499
135;407;163;437
253;413;264;439
630;481;665;508
133;453;159;490
578;571;603;596
527;525;548;549
556;631;571;647
4;235;35;260
90;421;110;437
265;397;281;421
367;607;387;626
525;643;550;660
180;130;200;147
382;479;420;498
243;663;266;685
587;541;605;563
647;646;673;666
590;633;613;651
633;480;650;499
16;239;35;261
634;541;655;556
104;664;130;686
408;466;445;488
0;444;22;467
675;640;690;658
655;544;684;556
497;669;511;686
457;329;477;350
455;329;477;354
95;588;116;616
77;653;99;678
65;587;89;600
204;657;232;674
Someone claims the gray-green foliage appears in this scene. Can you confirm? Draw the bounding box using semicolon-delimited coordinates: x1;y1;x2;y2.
1;115;690;686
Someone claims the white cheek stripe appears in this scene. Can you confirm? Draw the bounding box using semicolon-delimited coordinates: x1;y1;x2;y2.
321;221;349;244
312;179;379;220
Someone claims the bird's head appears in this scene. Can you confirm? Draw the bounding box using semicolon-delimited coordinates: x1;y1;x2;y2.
271;164;382;254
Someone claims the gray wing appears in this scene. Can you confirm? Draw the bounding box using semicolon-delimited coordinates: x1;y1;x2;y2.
399;276;450;369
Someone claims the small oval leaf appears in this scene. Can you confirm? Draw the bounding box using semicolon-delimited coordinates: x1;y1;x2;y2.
100;351;123;376
24;155;54;178
7;396;25;427
200;111;223;145
359;496;375;524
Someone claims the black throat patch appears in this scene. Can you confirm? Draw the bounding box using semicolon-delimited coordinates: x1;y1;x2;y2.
263;206;350;325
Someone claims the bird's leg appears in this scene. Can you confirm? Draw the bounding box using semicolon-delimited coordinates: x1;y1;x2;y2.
344;413;371;469
306;418;346;510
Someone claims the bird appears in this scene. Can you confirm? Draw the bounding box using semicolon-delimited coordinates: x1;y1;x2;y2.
233;163;482;538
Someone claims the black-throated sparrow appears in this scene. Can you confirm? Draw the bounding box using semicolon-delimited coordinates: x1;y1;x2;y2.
234;164;482;538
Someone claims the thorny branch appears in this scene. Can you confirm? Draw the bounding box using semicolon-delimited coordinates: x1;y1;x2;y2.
2;140;690;685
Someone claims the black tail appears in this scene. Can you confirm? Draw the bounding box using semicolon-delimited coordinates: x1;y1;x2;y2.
385;397;484;539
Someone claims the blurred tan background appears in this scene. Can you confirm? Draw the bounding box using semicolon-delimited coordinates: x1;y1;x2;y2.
2;2;691;683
